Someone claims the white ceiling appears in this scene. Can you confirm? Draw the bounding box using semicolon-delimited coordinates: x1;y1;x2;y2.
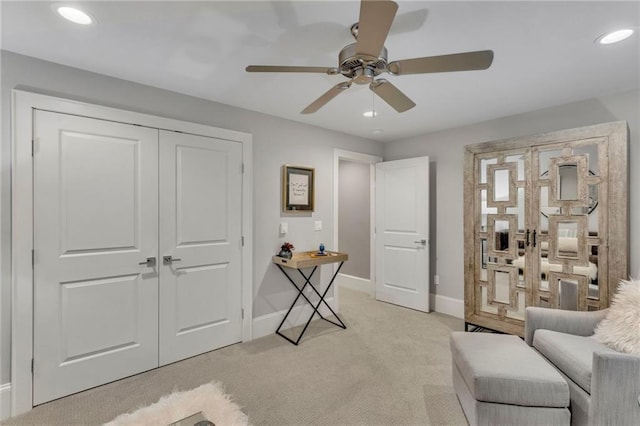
2;1;639;142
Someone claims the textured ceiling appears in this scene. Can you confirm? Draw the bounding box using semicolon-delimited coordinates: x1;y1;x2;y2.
2;1;639;142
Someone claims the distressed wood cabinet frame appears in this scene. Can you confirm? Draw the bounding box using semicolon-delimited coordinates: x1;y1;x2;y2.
463;121;628;336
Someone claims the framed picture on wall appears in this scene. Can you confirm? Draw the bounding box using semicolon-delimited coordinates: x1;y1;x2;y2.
282;165;315;212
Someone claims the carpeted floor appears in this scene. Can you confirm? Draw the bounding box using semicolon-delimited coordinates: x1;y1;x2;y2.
4;287;467;425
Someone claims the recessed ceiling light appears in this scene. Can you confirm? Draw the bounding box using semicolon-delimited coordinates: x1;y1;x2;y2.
363;110;377;118
372;129;384;135
56;6;94;25
597;29;634;45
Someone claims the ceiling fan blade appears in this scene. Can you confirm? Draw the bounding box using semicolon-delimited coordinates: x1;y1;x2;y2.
387;50;494;75
301;81;352;114
355;0;398;58
369;79;415;113
246;65;337;74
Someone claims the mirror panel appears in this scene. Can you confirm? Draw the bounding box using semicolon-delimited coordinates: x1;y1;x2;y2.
539;149;563;177
548;155;588;208
494;220;510;252
556;221;579;259
557;165;579;201
540;187;556;233
494;270;511;304
506;292;525;320
506;187;525;231
506;154;525;181
571;183;598;216
480;189;497;231
480;286;498;314
573;145;599;175
493;169;510;202
480;239;498;281
480;158;497;184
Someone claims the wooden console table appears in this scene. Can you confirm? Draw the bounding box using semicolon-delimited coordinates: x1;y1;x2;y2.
272;251;348;345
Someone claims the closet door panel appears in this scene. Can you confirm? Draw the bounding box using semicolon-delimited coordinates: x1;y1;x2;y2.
33;111;159;405
158;131;243;366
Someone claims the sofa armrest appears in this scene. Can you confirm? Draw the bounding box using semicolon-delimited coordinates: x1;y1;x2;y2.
524;307;608;346
590;351;640;426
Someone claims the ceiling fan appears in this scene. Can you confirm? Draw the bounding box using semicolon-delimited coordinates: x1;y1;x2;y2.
246;0;494;114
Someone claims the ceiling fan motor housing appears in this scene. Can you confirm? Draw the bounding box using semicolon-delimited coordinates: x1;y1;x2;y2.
339;43;388;84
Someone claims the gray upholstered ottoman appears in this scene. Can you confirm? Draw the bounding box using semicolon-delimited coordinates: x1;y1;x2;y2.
450;332;570;426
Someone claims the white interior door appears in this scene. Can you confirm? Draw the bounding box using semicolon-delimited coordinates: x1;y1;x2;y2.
33;111;159;404
375;157;430;312
158;131;243;366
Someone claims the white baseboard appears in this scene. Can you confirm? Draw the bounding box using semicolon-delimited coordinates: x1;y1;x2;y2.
336;273;372;295
252;297;335;340
430;294;464;319
0;383;11;421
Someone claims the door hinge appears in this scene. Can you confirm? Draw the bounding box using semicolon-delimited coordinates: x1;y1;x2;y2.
241;236;245;247
32;249;35;267
241;163;245;174
31;139;35;157
31;358;34;373
241;309;244;319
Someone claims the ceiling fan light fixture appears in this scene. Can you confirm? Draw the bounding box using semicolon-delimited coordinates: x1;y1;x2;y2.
596;29;634;45
55;5;94;25
245;0;493;115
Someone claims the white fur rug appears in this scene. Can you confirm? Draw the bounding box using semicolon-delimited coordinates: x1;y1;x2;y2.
105;382;250;426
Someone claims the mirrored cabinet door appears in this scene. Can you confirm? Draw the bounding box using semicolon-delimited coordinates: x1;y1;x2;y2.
476;152;528;324
532;141;605;312
464;121;628;336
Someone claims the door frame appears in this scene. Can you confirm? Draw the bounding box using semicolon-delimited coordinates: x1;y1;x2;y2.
10;90;254;416
333;149;381;304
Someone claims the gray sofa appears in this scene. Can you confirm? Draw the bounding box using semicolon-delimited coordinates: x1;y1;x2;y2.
525;306;640;426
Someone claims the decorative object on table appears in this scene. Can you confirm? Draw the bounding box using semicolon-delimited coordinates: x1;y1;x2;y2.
282;165;314;212
104;382;249;426
318;243;326;255
278;242;295;259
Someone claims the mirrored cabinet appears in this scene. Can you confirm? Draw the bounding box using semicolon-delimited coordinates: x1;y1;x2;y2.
464;122;628;336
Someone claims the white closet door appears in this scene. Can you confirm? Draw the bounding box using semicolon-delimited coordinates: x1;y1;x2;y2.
158;131;243;366
33;111;159;405
375;157;430;312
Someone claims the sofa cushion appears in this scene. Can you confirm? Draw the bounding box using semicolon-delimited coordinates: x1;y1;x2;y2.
450;332;569;407
593;279;640;355
533;329;617;394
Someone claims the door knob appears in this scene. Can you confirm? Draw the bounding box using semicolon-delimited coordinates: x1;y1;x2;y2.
138;257;156;266
163;255;182;264
414;239;427;246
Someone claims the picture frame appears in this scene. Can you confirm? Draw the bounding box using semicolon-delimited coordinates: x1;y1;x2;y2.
282;165;315;212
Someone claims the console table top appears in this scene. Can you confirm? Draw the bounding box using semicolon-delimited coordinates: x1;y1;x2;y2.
272;251;348;269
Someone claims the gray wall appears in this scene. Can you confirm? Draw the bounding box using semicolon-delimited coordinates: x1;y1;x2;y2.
338;160;370;279
0;50;383;385
2;49;638;392
384;89;640;302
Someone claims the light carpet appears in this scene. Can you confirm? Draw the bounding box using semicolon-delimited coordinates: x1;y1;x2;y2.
104;382;249;426
4;287;467;425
